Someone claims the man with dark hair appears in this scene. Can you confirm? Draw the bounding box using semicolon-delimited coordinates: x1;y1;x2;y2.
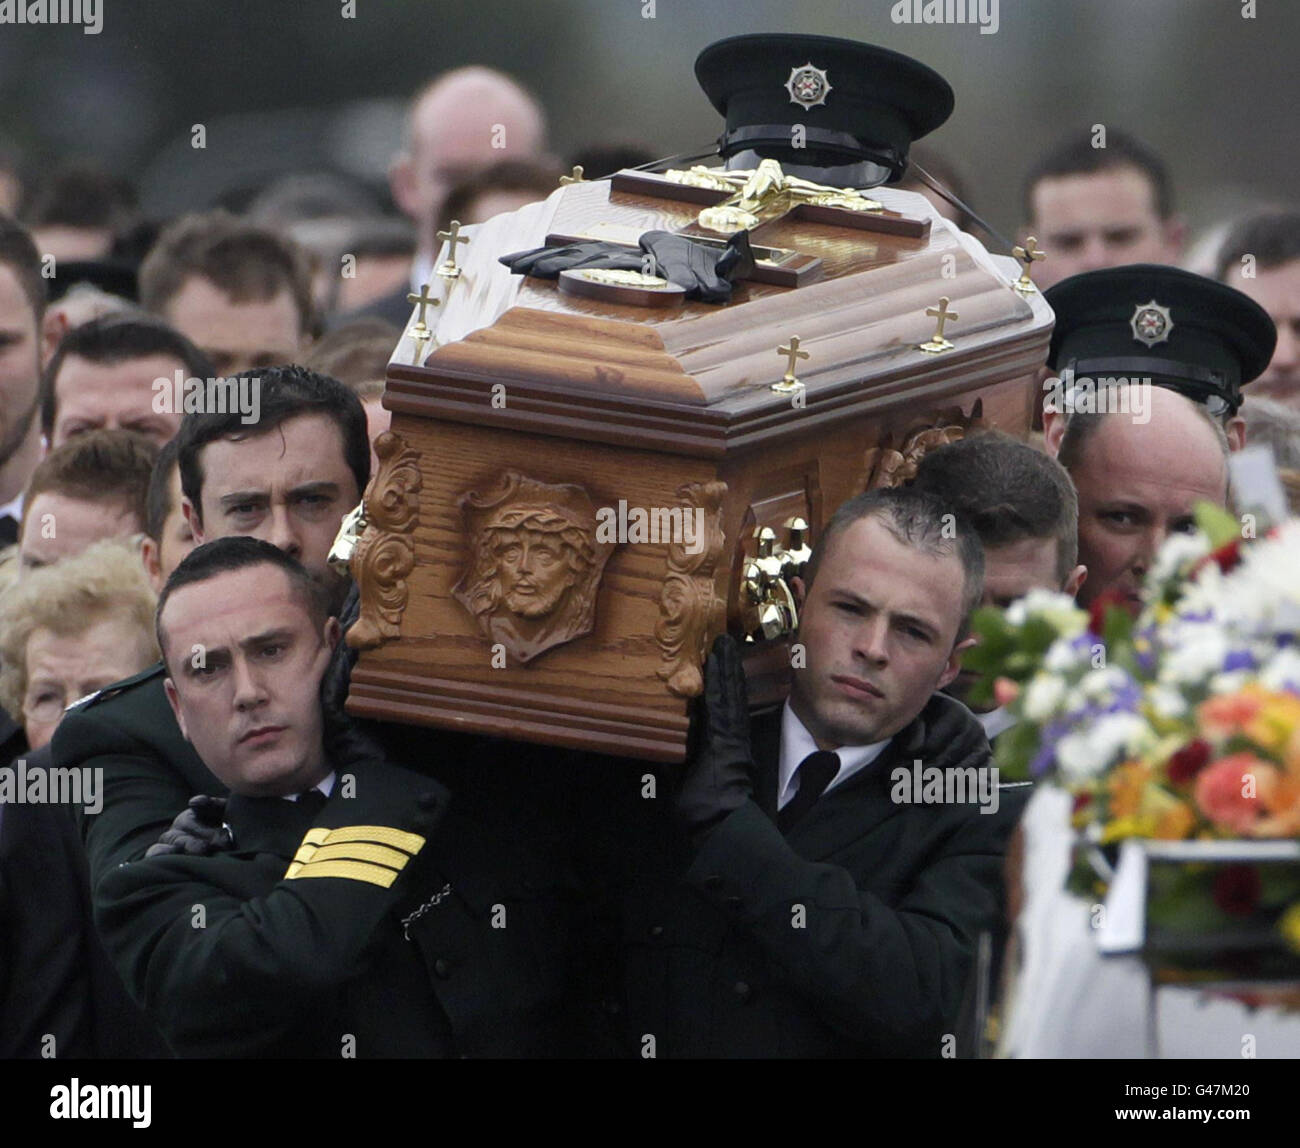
436;158;566;239
53;365;368;883
93;536;585;1057
625;487;1022;1057
24;164;138;264
1022;129;1184;291
1216;210;1300;409
17;429;157;574
141;436;195;593
139;211;314;375
40;313;214;449
909;431;1087;737
177;363;368;589
911;432;1086;608
0;214;59;550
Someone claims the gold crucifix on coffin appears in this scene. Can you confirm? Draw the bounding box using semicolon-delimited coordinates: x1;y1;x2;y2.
542;157;931;291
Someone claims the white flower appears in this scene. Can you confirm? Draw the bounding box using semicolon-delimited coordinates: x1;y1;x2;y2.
1160;626;1230;687
1258;647;1300;693
1080;666;1132;702
1044;635;1092;673
1022;673;1067;722
1146;683;1189;720
1003;589;1088;637
1054;712;1151;784
1208;670;1253;696
1149;531;1210;588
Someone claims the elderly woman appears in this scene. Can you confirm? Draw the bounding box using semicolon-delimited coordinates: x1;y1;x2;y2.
0;536;168;1058
0;538;159;751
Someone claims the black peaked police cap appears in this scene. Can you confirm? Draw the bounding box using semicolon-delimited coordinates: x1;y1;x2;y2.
694;33;954;182
1045;265;1277;417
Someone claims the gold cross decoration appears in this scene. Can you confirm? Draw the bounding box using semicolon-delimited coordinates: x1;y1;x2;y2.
918;297;959;354
1011;236;1046;295
436;220;471;281
773;335;811;393
560;165;586;186
406;282;440;337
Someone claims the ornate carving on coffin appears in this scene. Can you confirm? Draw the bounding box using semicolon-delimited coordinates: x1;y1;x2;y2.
655;480;728;698
859;399;985;491
348;431;423;651
452;472;616;665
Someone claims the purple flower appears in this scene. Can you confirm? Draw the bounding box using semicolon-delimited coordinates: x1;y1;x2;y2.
1222;649;1256;673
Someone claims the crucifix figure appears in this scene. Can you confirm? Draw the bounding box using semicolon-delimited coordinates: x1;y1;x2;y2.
774;335;810;392
918;297;958;354
436;221;471;281
560;165;586;186
406;282;440;336
1011;236;1046;295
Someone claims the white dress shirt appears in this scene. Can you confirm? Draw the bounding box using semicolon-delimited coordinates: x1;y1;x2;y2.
976;705;1018;742
777;701;891;811
281;771;336;804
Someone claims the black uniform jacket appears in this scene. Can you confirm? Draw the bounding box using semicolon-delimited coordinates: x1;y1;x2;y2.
52;664;220;878
624;692;1026;1058
95;732;592;1058
0;745;169;1058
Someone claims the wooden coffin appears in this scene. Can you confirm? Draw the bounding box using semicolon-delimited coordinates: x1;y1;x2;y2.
343;172;1053;762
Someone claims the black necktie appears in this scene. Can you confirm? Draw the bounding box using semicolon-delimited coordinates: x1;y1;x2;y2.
778;750;840;832
0;515;18;547
296;788;328;817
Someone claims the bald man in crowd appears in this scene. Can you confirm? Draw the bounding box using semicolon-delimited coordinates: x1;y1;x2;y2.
348;68;548;327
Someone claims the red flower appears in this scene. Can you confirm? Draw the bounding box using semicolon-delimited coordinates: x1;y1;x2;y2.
1194;539;1244;576
1167;739;1213;785
1212;864;1261;917
1087;588;1139;637
1072;792;1093;815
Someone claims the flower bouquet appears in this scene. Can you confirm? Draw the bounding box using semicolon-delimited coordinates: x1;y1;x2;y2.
967;505;1300;983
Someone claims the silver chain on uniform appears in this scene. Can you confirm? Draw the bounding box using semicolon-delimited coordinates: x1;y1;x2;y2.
401;883;453;940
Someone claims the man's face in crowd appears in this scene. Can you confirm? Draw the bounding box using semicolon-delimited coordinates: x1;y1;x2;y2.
18;492;140;573
164;275;302;377
0;265;48;469
1058;394;1228;608
23;611;157;750
162;565;338;797
1226;258;1300;407
392;74;546;243
790;515;973;749
50;353;185;448
185;412;359;584
1028;166;1182;290
142;463;195;593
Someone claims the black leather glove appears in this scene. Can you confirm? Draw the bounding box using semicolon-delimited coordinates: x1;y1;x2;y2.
639;229;756;303
145;795;232;858
499;242;644;278
675;634;755;836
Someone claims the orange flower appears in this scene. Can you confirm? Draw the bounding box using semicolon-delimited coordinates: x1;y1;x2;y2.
1198;688;1266;742
1153;801;1197;840
1107;760;1149;820
1243;692;1300;755
1194;753;1278;835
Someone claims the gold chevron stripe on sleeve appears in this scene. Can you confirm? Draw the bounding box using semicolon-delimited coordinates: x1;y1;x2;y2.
321;826;427;855
306;841;411;869
285;859;400;888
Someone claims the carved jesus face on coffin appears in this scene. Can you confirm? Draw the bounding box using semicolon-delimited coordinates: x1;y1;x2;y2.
453;473;616;664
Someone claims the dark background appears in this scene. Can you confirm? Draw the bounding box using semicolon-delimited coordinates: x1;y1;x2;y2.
1;0;1295;242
